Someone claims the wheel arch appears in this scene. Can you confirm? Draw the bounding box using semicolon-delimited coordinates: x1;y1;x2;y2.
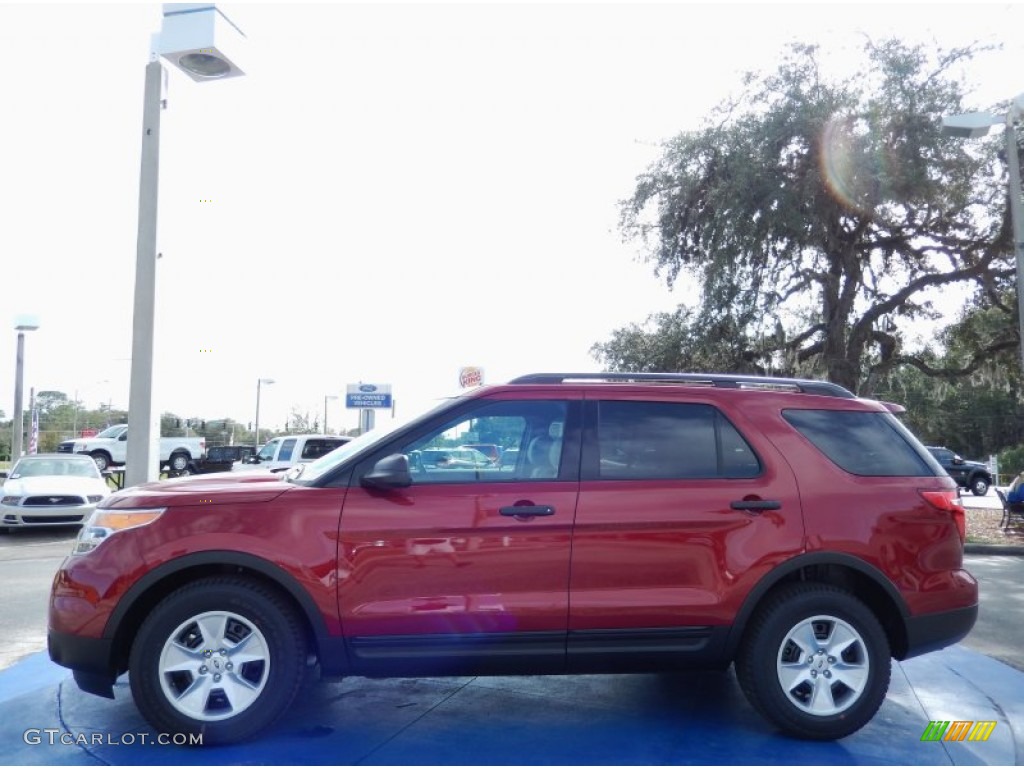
969;470;991;485
102;551;347;677
725;552;912;661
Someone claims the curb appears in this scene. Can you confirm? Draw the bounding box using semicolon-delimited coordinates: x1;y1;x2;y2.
964;543;1024;556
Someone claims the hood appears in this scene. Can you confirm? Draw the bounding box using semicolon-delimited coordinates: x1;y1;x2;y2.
101;471;291;509
2;475;109;498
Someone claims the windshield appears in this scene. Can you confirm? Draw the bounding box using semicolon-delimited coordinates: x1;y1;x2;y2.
292;398;457;485
94;425;125;439
10;457;102;479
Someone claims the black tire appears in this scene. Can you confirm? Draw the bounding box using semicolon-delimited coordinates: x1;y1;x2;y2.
128;576;308;745
169;452;191;472
970;476;990;496
90;452;111;472
735;583;890;740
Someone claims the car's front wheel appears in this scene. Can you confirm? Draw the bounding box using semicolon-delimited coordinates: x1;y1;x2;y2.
970;476;990;496
90;452;111;472
129;577;307;745
736;583;890;740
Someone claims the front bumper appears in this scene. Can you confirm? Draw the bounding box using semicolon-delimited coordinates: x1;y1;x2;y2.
1;502;96;527
47;630;117;698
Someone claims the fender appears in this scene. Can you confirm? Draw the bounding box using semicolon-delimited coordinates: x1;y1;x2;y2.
102;550;351;675
723;551;910;658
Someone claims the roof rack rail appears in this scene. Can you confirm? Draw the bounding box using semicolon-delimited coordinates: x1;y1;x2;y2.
508;372;856;399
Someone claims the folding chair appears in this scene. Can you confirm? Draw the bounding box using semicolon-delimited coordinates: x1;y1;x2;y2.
995;489;1024;529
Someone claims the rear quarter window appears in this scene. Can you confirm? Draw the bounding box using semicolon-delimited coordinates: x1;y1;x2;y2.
302;439;346;460
782;409;937;477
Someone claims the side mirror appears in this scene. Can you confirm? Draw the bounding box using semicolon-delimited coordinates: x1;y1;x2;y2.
0;471;7;480
952;455;965;465
362;454;412;489
119;434;128;441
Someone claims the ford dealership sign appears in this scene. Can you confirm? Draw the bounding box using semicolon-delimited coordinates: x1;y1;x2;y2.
346;383;392;409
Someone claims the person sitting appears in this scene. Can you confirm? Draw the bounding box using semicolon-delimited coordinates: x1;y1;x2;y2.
1007;471;1024;504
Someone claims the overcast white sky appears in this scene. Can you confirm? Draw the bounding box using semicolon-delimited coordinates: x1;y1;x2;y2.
1;0;1022;434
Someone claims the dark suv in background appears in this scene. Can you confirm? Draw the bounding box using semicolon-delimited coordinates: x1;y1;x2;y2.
926;446;992;496
190;445;257;474
49;373;976;745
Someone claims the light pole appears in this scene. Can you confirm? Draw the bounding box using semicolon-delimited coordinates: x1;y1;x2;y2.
125;4;248;488
324;395;339;434
11;316;40;462
942;93;1024;371
254;378;275;450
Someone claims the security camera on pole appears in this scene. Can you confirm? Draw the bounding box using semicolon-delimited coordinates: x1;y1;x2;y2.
942;92;1024;371
125;3;248;487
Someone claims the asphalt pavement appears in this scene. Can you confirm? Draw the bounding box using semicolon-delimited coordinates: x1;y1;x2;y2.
1;643;1022;765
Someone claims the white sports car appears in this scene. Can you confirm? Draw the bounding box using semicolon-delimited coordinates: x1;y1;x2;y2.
0;454;111;531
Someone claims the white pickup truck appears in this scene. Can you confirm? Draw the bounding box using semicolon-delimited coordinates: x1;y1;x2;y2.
57;425;206;473
232;434;350;473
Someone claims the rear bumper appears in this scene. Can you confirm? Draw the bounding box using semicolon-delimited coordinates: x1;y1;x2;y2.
903;603;978;659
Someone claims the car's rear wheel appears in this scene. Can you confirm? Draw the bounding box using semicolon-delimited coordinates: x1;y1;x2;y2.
736;583;890;740
129;577;307;745
169;452;190;472
970;476;990;496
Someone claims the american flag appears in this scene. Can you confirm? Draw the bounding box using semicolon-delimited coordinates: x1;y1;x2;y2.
29;408;39;455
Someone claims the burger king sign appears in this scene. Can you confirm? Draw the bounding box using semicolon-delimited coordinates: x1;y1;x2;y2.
458;367;484;388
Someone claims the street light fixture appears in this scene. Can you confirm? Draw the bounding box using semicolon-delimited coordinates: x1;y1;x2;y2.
942;93;1024;371
254;378;275;450
324;394;339;434
11;315;40;462
125;3;248;488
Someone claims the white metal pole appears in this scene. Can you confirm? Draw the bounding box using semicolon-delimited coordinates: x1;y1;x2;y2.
125;59;163;487
11;331;25;460
1005;115;1024;372
254;379;262;450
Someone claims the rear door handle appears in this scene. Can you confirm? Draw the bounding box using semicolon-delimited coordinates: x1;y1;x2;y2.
500;505;555;517
730;499;781;513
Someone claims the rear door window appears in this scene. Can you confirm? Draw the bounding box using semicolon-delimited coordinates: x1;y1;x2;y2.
783;409;938;476
591;401;760;480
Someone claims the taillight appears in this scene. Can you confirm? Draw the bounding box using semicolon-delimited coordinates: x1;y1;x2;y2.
920;489;966;542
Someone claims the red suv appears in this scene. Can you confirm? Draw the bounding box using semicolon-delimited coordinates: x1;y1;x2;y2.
48;373;977;744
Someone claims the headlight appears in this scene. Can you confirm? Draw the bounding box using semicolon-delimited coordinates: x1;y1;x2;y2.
1;496;22;505
74;508;165;555
86;495;104;503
